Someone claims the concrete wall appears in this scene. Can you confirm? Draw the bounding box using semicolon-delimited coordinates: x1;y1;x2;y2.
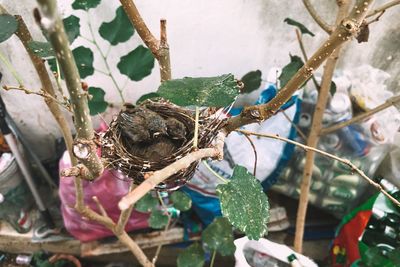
0;0;399;160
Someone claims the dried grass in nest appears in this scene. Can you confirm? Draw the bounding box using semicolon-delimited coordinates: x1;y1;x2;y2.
101;99;225;191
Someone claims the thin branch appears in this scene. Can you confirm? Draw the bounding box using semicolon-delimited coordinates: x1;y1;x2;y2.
0;50;24;85
202;160;229;184
158;19;172;82
92;196;108;217
237;130;400;208
243;134;258;176
302;0;333;33
366;0;400;17
281;110;307;140
320;93;400;135
119;131;226;210
366;10;385;25
152;192;172;265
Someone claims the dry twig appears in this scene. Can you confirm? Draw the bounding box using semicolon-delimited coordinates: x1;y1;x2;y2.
302;0;333;33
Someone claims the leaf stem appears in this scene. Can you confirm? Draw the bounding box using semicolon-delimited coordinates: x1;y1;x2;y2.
0;50;24;86
210;250;217;267
193;106;199;148
202;160;229;184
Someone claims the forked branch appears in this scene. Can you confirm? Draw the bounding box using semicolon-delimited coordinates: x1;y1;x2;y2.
302;0;333;33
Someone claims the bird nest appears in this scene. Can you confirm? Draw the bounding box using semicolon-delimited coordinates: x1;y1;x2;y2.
101;99;225;191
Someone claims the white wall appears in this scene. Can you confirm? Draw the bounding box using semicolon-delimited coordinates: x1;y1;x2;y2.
0;0;399;160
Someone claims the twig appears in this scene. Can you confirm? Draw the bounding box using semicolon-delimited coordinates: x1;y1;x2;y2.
281;110;307;140
152;192;172;265
236;130;400;208
321;94;400;135
366;0;400;17
366;10;385;25
224;0;377;133
49;254;81;267
193;106;200;148
243;134;257;176
302;0;333;33
210;250;217;267
0;50;24;86
202;160;229;184
92;196;108;217
295;29;320;91
119;131;226;210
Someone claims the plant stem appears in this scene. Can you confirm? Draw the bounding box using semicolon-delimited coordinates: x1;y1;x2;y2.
302;0;333;33
87;14;125;103
203;160;229;184
193;106;199;148
210;250;217;267
0;50;24;86
366;0;400;17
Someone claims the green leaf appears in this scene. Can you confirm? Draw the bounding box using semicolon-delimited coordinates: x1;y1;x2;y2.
88;87;108;115
216;165;269;240
177;243;205;267
73;46;94;78
330;81;337;96
279;54;304;88
0;14;18;43
134;193;158;213
72;0;101;10
136;92;160;104
157;74;240;107
149;210;169;229
63;15;80;44
170;191;192;211
99;6;134;45
117;45;155;81
241;70;262;94
284;18;315;37
202;217;235;256
28;41;54;58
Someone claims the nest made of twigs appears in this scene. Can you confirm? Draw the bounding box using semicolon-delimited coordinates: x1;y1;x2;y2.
101;99;225;191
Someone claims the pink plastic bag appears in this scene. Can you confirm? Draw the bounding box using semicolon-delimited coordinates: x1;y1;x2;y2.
59;151;149;242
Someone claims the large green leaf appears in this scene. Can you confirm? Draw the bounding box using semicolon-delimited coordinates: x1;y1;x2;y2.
0;14;18;43
170;191;192;211
117;45;155;81
28;41;54;58
88;87;108;115
241;70;262;94
157;74;240;107
64;15;80;44
216;165;269;240
279;54;304;88
149;210;168;229
72;0;101;10
202;217;235;256
134;193;158;213
284;18;315;37
177;243;205;267
99;6;134;45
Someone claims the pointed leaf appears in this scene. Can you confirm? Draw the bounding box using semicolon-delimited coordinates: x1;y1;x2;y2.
0;14;18;43
171;191;192;211
64;15;80;44
134;193;158;213
99;6;134;45
88;87;108;115
149;210;168;229
72;0;101;10
202;217;236;256
117;45;154;81
241;70;262;94
284;18;315;37
216;165;269;240
136;92;160;104
157;74;240;107
330;81;337;96
28;41;54;58
279;54;304;88
177;243;205;267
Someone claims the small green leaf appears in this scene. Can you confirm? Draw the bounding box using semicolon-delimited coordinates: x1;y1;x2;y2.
136;92;160;104
177;243;205;267
73;46;94;78
157;74;240;107
117;45;155;81
149;210;168;229
241;70;262;94
63;15;80;44
330;81;337;96
0;14;18;43
28;41;54;58
99;6;134;45
88;87;108;115
134;193;158;213
170;191;192;211
72;0;101;10
202;217;235;256
279;54;304;88
216;165;269;240
284;18;315;37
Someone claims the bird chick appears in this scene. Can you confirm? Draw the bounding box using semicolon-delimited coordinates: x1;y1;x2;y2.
130;137;177;162
166;117;187;141
119;112;150;143
134;107;167;138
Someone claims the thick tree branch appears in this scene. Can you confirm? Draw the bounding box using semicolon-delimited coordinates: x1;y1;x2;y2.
224;0;377;133
302;0;333;33
237;130;400;208
366;0;400;17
